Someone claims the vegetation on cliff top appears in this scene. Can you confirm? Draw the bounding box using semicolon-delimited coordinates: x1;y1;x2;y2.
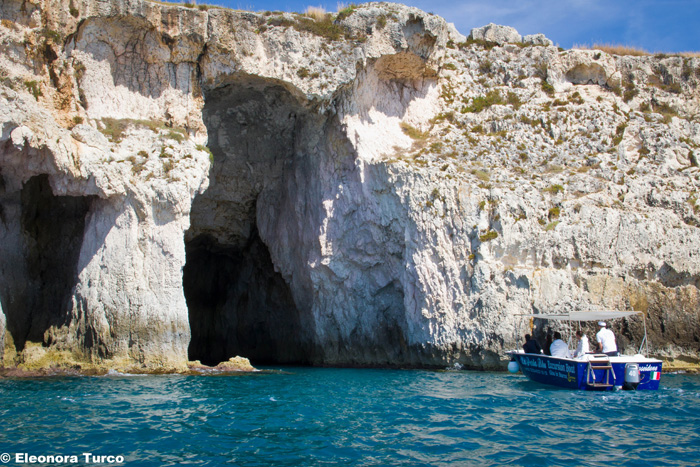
100;118;186;143
575;42;700;58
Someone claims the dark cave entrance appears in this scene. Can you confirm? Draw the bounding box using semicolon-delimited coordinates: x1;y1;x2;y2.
183;229;305;366
0;174;92;351
183;76;311;366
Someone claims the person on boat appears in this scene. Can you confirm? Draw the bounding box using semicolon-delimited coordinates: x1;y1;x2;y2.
595;321;619;356
549;332;572;358
522;334;543;354
543;331;553;356
573;330;590;358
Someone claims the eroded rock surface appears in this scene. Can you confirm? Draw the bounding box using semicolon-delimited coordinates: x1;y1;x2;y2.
0;0;698;372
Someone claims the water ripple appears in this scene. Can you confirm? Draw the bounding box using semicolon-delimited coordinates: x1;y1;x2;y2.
0;370;698;465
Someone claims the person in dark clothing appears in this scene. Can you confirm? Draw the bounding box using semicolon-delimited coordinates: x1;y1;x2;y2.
522;334;543;354
544;331;553;356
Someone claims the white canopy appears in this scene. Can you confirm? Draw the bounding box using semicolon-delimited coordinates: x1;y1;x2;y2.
518;311;642;321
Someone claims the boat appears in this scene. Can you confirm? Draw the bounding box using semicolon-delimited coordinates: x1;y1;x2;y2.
508;310;662;390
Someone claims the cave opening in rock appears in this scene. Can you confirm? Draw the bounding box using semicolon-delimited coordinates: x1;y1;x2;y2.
183;227;306;366
184;76;312;366
0;174;93;352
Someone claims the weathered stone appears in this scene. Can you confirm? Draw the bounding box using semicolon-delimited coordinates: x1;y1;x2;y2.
470;23;522;45
523;33;553;47
215;356;255;372
0;0;698;373
553;49;619;87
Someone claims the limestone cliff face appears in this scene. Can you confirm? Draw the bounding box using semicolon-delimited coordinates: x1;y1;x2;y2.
0;1;698;371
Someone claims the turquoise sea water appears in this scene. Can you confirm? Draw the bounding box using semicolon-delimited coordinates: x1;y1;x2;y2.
1;368;699;466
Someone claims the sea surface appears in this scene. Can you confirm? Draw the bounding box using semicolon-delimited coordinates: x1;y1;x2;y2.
1;368;699;466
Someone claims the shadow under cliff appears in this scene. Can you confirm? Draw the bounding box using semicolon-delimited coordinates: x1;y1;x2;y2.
0;174;93;352
184;75;314;366
183;73;414;367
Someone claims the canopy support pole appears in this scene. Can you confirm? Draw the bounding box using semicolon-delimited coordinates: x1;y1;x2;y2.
639;313;649;355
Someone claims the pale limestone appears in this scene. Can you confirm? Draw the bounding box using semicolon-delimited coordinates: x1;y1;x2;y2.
523;33;553;47
470;23;522;45
0;0;698;372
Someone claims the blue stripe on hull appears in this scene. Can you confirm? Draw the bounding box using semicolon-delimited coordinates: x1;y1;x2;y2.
512;353;661;391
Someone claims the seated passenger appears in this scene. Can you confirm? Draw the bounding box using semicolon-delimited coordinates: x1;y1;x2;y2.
549;332;572;358
573;330;590;358
522;334;543;354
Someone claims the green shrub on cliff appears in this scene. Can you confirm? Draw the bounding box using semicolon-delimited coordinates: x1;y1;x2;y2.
543;184;564;195
150;1;215;10
545;221;560;231
479;230;498;242
612;123;627;146
463;90;503;113
267;10;348;41
471;169;490;182
100;118;186;143
507;91;522;109
688;193;699;213
101;118;130;142
294;15;345;41
461;37;498;50
651;101;678;123
336;4;358;21
541;80;555;96
400;122;429;140
24;80;42;100
623;83;638;102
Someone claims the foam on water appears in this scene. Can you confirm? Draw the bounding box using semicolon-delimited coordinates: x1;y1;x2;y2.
0;369;699;466
105;369;148;377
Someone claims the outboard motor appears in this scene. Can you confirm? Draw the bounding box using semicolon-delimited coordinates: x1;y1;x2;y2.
624;363;640;390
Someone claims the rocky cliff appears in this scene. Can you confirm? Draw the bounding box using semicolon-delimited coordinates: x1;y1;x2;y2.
0;0;698;372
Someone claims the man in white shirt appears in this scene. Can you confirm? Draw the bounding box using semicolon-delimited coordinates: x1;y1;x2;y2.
596;321;618;356
549;332;572;358
573;330;589;358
